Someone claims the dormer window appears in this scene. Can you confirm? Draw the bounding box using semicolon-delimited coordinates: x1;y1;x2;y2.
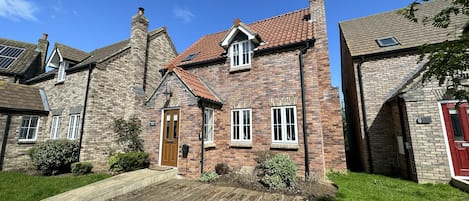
230;40;252;68
57;61;68;82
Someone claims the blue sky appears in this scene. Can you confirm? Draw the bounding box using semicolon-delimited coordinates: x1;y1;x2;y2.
0;0;411;93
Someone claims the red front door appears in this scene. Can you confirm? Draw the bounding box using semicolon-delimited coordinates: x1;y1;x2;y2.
442;103;469;177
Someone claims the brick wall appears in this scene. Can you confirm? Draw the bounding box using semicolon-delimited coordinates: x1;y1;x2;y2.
82;30;176;169
1;114;47;171
400;78;451;183
344;49;454;182
145;46;345;179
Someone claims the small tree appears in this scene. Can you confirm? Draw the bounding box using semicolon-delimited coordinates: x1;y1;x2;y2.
111;117;144;152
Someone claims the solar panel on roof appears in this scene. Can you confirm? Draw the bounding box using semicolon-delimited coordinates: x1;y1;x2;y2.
0;45;25;69
0;57;15;68
0;46;24;57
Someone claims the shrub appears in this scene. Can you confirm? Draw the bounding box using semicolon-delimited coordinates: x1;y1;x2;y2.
111;117;144;152
261;154;297;189
254;150;277;167
215;163;230;175
28;140;79;175
108;151;149;172
71;162;93;175
200;171;219;183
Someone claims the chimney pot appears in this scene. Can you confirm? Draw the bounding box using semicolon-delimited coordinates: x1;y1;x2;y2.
233;18;241;26
138;7;144;15
42;33;48;40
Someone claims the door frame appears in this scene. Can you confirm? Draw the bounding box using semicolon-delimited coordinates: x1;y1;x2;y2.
158;108;181;167
438;100;469;180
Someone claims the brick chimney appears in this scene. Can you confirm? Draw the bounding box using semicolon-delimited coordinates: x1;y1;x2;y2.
130;7;149;88
37;33;49;73
308;0;324;22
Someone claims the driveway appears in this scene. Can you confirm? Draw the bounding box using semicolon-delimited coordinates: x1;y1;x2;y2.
109;179;305;201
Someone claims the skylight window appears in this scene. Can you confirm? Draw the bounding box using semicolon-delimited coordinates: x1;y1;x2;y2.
376;37;399;47
0;45;25;68
182;52;199;62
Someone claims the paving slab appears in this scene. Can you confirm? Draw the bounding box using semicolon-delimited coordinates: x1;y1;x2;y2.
42;168;177;201
109;179;305;201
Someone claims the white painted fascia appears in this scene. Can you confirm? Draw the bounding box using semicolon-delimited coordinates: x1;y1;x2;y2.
45;48;63;69
220;24;259;48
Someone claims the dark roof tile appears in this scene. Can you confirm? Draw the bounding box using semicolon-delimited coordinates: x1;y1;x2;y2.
0;81;46;112
340;0;469;57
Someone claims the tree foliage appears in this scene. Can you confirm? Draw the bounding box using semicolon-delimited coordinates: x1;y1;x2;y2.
111;117;144;152
400;0;469;101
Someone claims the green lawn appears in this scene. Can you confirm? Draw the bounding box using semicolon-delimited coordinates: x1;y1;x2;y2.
0;171;110;201
328;172;469;201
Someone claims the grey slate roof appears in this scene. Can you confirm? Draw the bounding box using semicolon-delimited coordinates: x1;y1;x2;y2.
340;0;469;57
0;81;47;112
0;38;39;75
55;43;90;63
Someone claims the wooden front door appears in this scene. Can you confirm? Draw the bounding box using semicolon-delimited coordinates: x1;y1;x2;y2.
442;103;469;177
161;109;179;167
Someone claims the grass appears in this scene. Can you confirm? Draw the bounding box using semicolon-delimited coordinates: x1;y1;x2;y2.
328;172;469;201
0;171;110;201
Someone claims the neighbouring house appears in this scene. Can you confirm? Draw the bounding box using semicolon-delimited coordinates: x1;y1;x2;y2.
144;0;345;179
0;8;177;170
341;0;469;183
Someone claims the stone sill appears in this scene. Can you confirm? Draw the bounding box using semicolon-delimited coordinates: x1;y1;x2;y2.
204;142;216;149
270;143;299;150
229;65;251;73
55;81;65;86
18;140;36;144
230;142;252;148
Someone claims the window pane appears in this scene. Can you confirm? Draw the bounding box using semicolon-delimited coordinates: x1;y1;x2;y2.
450;109;464;141
173;113;178;139
232;111;239;140
166;114;171;139
242;42;250;65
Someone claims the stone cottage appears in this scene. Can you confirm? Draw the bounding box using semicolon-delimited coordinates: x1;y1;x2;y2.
0;8;177;170
144;0;345;179
341;0;469;183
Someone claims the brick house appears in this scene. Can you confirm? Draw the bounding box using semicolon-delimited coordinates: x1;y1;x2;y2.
0;8;177;170
340;0;469;183
144;0;345;179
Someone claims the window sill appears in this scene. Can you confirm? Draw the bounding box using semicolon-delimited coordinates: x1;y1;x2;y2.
230;141;252;148
55;81;64;86
270;143;299;150
18;140;36;144
204;142;216;148
229;65;251;73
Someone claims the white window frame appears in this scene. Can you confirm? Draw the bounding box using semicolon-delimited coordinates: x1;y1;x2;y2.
19;116;40;142
204;108;214;143
231;109;252;142
271;106;298;144
230;40;252;69
50;115;61;139
68;114;80;139
57;62;68;82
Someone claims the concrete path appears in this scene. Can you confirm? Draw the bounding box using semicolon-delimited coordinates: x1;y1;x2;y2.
42;168;177;201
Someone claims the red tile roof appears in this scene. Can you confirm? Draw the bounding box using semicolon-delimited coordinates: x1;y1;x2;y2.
173;67;221;103
171;8;314;66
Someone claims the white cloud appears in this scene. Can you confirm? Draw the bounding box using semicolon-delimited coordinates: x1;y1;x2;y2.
173;7;195;24
0;0;38;21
